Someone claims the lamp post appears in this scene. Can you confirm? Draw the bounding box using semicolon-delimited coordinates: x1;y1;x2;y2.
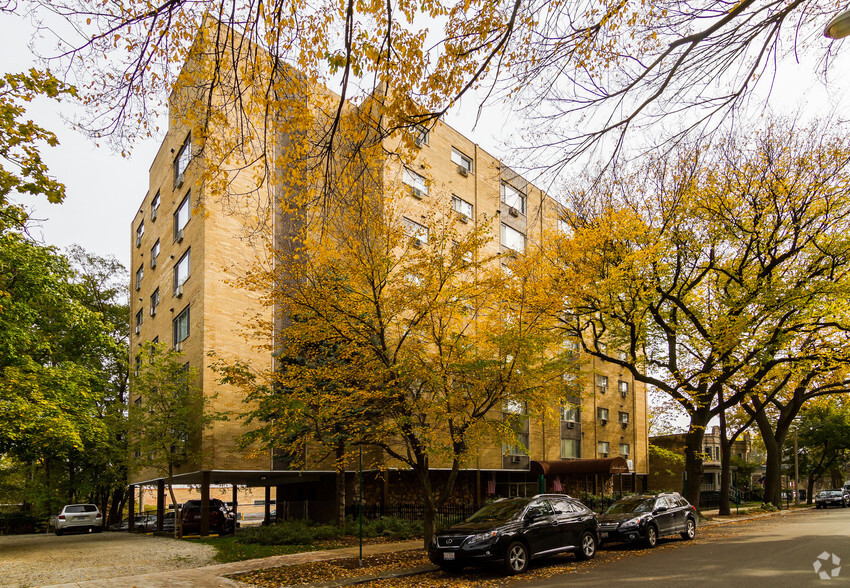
825;8;850;39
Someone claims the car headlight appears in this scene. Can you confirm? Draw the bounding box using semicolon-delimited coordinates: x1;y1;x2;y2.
619;517;642;530
467;530;498;545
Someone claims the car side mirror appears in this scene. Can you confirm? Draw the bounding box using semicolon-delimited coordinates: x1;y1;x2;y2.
655;506;668;513
525;512;539;523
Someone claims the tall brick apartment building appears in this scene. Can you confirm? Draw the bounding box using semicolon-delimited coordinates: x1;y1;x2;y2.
127;27;649;528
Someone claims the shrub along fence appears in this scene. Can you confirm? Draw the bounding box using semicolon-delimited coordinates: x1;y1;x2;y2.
345;503;478;528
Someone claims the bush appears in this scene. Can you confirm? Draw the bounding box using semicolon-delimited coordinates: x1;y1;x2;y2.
758;503;778;512
0;512;40;535
236;516;424;546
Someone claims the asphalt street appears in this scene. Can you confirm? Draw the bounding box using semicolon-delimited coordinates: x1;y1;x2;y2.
516;508;850;587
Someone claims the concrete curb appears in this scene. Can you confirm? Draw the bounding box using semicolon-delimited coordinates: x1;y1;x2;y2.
283;564;440;588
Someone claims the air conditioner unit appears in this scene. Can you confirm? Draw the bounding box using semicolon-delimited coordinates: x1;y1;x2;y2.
175;342;182;352
176;229;185;243
510;455;522;463
175;285;184;298
457;165;469;177
599;419;607;426
566;421;576;429
175;173;185;188
621;422;628;429
621;391;627;398
151;209;158;221
412;237;424;249
410;187;423;200
458;213;469;224
599;452;608;458
134;325;140;335
149;307;156;317
508;206;519;218
150;258;157;269
598;386;607;394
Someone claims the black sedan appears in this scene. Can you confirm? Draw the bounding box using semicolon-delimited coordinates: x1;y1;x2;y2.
815;490;848;509
428;494;598;575
596;493;697;548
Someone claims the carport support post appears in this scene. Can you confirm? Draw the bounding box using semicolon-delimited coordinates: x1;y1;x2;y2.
231;485;238;524
156;480;165;532
200;471;210;537
264;485;271;525
128;485;135;532
276;485;283;523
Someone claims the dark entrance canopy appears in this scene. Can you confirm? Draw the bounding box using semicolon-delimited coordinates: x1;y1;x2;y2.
530;457;630;477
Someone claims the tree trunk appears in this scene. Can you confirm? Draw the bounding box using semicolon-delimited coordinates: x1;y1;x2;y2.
753;409;787;508
683;410;710;507
807;475;816;505
335;443;346;528
718;441;733;515
423;501;436;550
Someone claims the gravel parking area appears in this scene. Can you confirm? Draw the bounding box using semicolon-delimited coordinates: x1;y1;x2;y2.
0;531;216;588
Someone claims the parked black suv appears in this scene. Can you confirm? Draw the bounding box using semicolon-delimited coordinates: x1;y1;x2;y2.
428;494;598;575
815;490;848;509
180;499;235;535
597;493;697;548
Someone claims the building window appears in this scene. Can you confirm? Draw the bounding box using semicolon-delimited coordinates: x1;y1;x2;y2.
618;380;629;396
619;411;630;425
452;195;473;219
403;217;428;244
560;402;579;422
598;441;610;457
150;240;160;269
597;407;609;422
597;375;608;393
402;167;429;198
506;433;529;456
715;446;720;460
174;193;190;239
174;133;191;186
135;221;144;248
135;265;143;291
135;309;143;331
501;183;526;214
451;148;473;175
173;305;190;345
561;438;580;459
151;191;160;221
413;125;429;146
174;249;190;293
500;223;525;252
150;288;160;315
134;354;141;377
620;443;630;457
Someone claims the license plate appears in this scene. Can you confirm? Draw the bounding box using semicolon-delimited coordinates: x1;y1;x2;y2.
443;552;455;561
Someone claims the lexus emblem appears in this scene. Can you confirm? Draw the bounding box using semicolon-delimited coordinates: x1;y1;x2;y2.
447;539;453;544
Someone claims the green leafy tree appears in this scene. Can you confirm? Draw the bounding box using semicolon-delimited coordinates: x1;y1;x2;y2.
797;399;850;503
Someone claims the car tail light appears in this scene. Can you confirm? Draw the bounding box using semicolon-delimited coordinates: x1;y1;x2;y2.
58;515;65;520
96;513;102;518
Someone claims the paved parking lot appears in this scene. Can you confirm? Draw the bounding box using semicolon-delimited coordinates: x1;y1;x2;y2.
0;531;215;588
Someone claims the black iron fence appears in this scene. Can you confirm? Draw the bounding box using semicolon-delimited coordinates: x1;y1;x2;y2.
345;503;479;527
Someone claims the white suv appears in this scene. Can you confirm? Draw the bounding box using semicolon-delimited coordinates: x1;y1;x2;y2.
55;504;103;535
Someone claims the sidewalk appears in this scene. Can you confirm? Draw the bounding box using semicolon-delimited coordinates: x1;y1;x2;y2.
44;540;428;588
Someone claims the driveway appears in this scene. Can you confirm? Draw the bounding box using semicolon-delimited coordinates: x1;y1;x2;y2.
0;531;215;588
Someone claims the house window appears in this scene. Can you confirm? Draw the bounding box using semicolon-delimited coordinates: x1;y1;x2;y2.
151;191;160;220
598;441;610;457
150;288;160;315
618;380;629;395
597;407;609;422
452;195;473;219
174;133;191;186
704;446;712;458
561;438;580;459
560;402;579;422
135;221;144;247
596;375;608;393
150;240;160;269
501;183;526;214
174;193;190;239
619;411;630;425
715;446;720;460
402;167;429;197
451;148;473;174
403;217;428;244
174;249;190;293
620;443;630;457
413;125;429;146
173;305;190;345
500;223;525;252
135;265;143;291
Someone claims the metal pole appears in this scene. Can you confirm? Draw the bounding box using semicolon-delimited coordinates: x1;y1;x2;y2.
734;470;739;515
358;446;363;567
794;430;800;507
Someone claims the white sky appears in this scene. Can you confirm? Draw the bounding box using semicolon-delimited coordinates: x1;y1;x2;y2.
1;9;848;276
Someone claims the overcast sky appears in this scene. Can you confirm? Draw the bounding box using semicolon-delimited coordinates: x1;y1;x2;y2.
1;10;848;272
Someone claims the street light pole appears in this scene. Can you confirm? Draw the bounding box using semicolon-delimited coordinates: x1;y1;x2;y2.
794;429;800;507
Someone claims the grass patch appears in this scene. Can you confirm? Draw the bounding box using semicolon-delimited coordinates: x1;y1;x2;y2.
186;535;336;563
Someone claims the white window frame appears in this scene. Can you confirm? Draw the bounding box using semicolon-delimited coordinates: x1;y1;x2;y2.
174;249;190;292
173;305;190;345
135;265;143;290
402;167;429;195
451;195;473;218
501;183;526;214
597;407;609;421
598;441;610;456
560;403;579;422
561;438;580;459
150;240;160;268
620;443;631;456
451;148;473;173
174;133;191;185
413;125;429;145
402;217;428;244
500;223;525;252
619;411;630;424
151;191;160;220
150;288;160;312
174;193;190;238
619;380;629;395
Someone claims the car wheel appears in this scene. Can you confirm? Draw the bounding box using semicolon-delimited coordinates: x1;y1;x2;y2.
95;526;103;533
680;518;696;540
503;541;530;575
645;524;658;548
55;529;63;536
575;531;597;561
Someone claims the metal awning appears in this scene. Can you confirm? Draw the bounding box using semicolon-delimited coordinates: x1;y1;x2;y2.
530;457;630;476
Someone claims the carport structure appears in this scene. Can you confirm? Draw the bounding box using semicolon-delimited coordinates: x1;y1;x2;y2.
128;469;335;535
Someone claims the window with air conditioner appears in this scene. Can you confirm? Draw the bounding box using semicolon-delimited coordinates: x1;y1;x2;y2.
597;407;609;423
500;223;525;253
402;167;429;198
134;355;141;377
174;133;191;187
598;441;610;457
173;305;190;346
150;288;159;316
151;191;160;221
174;193;190;240
505;433;528;457
135;265;143;291
597;374;608;394
500;183;526;215
413;125;429;146
619;380;629;397
135;309;143;334
619;411;630;425
402;217;428;245
620;443;630;457
150;240;160;269
561;438;580;459
174;249;190;294
560;402;579;423
451;195;473;220
451;148;472;175
135;221;144;247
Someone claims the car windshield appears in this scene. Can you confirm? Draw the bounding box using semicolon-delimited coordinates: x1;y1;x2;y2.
604;497;656;515
65;505;97;513
825;491;842;497
466;499;530;522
